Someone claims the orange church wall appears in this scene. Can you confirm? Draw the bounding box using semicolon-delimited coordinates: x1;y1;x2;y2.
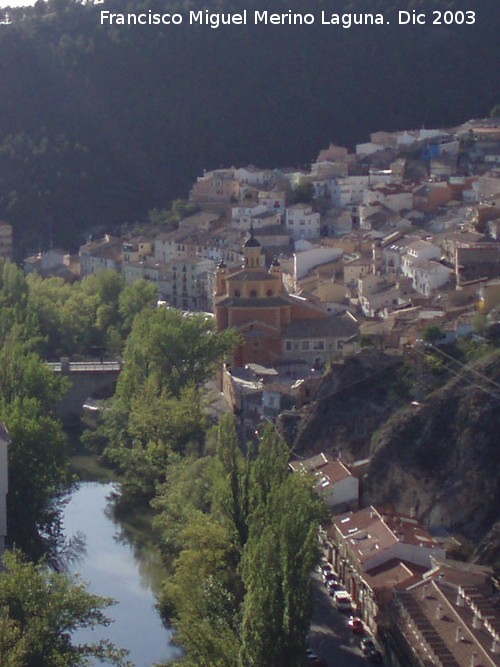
229;307;281;327
240;338;282;366
290;301;327;320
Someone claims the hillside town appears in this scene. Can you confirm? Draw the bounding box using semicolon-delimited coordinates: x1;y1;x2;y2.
8;115;500;666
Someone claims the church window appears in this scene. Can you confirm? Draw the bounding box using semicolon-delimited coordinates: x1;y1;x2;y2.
249;290;258;298
234;289;241;297
266;289;273;297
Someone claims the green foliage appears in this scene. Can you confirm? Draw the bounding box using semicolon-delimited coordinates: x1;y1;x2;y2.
359;334;376;349
117;307;239;402
104;383;210;501
290;180;314;205
153;455;220;563
472;312;487;335
0;550;130;667
0;339;71;552
156;419;324;667
213;414;250;549
0;607;29;667
118;279;158;335
148;200;200;231
3;397;71;554
422;324;445;344
0;339;67;413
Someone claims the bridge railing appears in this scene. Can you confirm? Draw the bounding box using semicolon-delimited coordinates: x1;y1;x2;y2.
47;360;122;372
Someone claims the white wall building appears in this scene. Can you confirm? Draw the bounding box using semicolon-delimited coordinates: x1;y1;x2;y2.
286;204;321;240
331;176;370;207
404;258;453;295
289;453;359;510
294;246;343;281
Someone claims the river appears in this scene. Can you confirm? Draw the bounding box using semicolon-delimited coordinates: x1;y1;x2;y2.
62;481;181;667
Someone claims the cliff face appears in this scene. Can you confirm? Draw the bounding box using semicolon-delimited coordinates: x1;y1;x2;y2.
281;349;500;547
280;351;404;460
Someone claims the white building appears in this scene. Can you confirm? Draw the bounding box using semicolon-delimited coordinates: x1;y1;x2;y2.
362;183;413;214
233;166;274;187
79;234;123;277
404;258;453;295
289;453;359;509
330;176;370;206
286;204;321;240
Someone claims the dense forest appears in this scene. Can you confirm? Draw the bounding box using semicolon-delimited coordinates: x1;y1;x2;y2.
0;0;498;255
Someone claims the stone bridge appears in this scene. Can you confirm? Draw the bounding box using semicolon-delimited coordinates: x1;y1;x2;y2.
48;358;122;425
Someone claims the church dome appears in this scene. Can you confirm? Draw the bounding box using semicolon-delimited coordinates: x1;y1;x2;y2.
244;235;260;248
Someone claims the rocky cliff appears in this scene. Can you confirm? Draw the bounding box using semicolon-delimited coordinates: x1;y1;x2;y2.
280;348;500;559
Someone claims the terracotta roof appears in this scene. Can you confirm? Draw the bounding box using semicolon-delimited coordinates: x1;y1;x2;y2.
227;270;279;282
362;559;425;604
395;580;500;667
217;296;291;308
282;313;358;339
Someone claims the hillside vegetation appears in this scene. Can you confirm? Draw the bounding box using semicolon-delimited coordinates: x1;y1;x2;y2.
0;0;498;254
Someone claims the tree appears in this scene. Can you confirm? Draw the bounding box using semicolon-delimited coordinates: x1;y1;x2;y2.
4;397;71;555
238;427;323;667
290;180;314;205
155;423;324;667
161;515;242;667
0;550;130;667
118;279;158;335
422;325;445;345
0;607;29;667
116;307;240;402
101;381;211;501
213;414;249;550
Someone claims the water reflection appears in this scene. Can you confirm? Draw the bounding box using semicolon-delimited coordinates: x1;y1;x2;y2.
63;482;181;667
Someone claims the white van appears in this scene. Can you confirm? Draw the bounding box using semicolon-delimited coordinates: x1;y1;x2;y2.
333;591;352;611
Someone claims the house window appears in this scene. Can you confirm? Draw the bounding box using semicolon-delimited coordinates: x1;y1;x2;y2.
285;340;292;351
301;340;310;351
266;289;273;297
234;289;241;297
312;340;325;350
336;340;344;351
250;290;258;298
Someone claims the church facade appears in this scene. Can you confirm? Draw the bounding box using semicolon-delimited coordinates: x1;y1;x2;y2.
214;231;358;368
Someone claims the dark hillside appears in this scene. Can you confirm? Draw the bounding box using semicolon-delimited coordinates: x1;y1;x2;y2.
0;0;498;253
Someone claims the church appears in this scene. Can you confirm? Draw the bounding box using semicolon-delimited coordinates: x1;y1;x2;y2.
214;229;358;368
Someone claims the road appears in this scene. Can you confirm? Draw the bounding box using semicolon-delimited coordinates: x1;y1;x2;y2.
308;572;376;667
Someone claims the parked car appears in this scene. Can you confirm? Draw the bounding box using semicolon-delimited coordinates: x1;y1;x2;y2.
348;616;364;634
360;638;376;655
327;581;343;595
306;648;327;666
333;591;352;611
323;571;337;585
